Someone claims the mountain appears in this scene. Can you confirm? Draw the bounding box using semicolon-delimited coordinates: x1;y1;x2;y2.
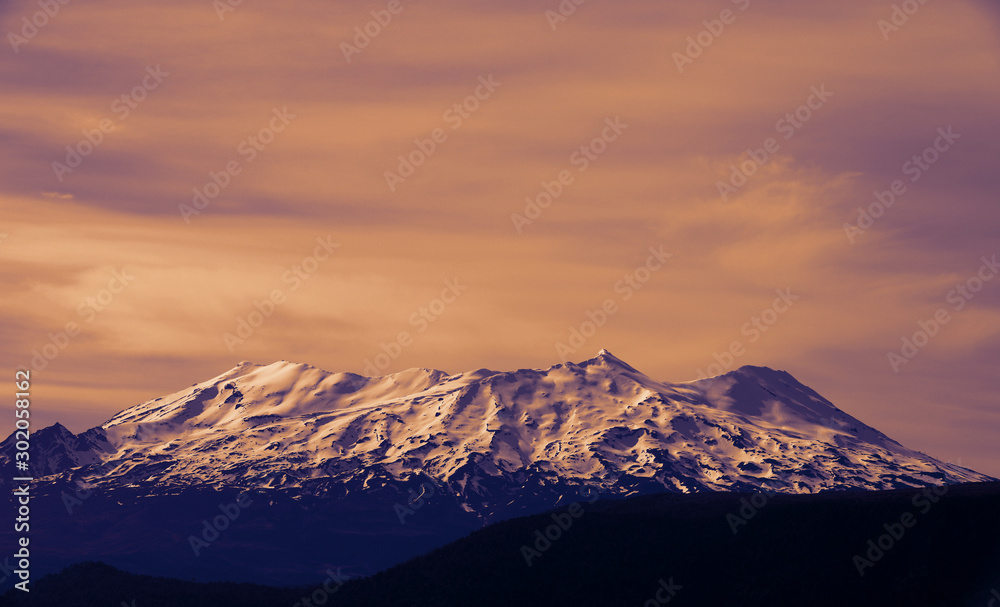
0;422;113;478
7;350;989;501
0;350;993;585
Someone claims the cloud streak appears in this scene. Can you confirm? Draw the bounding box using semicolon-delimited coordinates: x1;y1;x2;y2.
1;0;998;477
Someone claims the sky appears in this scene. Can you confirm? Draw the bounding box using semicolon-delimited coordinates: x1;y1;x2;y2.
1;0;998;478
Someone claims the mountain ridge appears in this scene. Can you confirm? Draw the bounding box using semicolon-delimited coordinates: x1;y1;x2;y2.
5;350;992;513
2;349;995;584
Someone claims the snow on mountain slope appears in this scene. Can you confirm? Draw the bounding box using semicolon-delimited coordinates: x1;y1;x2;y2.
0;422;113;478
9;350;993;514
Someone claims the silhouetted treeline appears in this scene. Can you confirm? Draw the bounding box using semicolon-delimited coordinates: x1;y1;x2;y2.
5;482;1000;606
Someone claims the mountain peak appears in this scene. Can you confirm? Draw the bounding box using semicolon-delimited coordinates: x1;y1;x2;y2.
726;365;814;391
34;422;75;440
730;364;786;379
588;349;641;373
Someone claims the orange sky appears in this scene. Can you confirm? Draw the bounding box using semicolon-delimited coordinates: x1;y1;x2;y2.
2;0;999;477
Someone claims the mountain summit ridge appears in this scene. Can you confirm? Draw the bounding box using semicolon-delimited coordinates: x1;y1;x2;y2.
3;350;993;520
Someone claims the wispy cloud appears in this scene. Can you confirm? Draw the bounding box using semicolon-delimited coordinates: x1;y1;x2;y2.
1;0;998;476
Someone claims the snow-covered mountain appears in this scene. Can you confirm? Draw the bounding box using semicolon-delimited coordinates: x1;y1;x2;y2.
9;422;114;477
6;349;991;519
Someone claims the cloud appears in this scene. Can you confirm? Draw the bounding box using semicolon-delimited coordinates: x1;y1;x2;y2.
1;0;998;477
